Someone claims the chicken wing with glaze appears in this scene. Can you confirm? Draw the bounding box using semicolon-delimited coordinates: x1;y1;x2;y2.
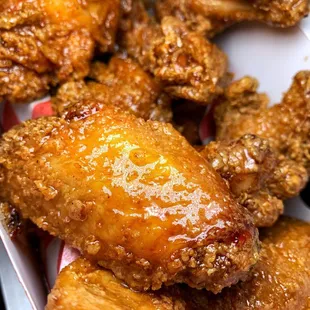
0;0;120;104
156;0;309;38
46;216;310;310
120;1;228;104
46;258;187;310
214;71;310;175
0;104;258;292
199;135;308;227
53;55;172;122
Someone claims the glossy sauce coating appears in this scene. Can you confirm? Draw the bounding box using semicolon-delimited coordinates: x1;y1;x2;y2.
0;105;258;292
0;0;120;103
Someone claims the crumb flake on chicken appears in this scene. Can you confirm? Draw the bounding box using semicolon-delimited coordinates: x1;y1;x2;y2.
0;0;120;104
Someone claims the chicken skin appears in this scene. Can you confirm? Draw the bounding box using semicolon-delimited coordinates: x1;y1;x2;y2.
53;55;172;123
46;217;310;310
199;135;308;227
0;104;258;292
46;258;187;310
0;0;120;104
156;0;309;38
120;1;228;104
186;216;310;310
214;71;310;174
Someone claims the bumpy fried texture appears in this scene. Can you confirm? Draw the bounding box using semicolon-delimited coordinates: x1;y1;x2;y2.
46;258;187;310
120;1;228;104
53;56;172;122
215;71;310;174
199;135;307;226
0;104;259;292
47;217;310;310
172;101;206;145
156;0;309;37
0;0;120;104
186;217;310;310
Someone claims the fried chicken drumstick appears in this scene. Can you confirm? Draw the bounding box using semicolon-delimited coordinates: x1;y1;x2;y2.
156;0;309;38
0;0;120;104
46;217;310;310
53;55;172;123
0;104;258;292
199;135;307;227
120;1;228;104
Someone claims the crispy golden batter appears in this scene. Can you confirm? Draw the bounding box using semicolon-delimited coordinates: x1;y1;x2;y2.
53;55;172;122
214;71;310;174
199;135;307;226
47;217;310;310
0;0;120;104
156;0;309;37
46;258;186;310
187;217;310;310
120;1;228;104
0;104;258;292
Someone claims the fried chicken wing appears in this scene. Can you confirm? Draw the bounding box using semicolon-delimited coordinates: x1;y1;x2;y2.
53;55;172;122
156;0;309;37
46;258;187;310
0;0;120;104
120;1;228;104
0;104;258;292
199;135;307;226
47;217;310;310
214;71;310;174
187;216;310;310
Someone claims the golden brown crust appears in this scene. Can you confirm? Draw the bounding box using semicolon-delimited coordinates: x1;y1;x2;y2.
199;135;308;227
214;71;310;174
46;258;186;310
0;105;258;292
156;0;309;37
0;0;120;104
187;217;310;310
120;1;228;105
47;217;310;310
53;55;172;122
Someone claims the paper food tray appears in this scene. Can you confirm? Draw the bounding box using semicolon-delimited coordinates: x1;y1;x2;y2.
1;17;310;310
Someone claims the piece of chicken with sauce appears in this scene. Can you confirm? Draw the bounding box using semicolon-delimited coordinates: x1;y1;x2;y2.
199;135;308;227
156;0;309;38
46;217;310;310
214;71;310;174
53;55;172;123
0;0;120;104
120;1;228;105
0;103;258;292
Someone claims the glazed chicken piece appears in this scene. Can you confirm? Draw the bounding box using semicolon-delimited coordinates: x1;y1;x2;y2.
53;55;172;122
46;258;187;310
47;217;310;310
199;135;308;227
186;216;310;310
156;0;309;37
0;0;120;104
214;71;310;174
120;1;228;104
0;103;259;292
